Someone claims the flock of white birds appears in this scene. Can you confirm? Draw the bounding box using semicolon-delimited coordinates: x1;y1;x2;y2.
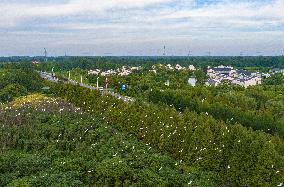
1;93;282;186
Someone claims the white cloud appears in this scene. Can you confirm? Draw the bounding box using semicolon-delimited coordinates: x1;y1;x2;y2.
2;0;284;30
0;0;284;56
0;0;173;20
155;0;284;29
0;0;179;29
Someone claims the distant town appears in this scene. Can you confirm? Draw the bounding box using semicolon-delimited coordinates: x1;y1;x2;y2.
87;63;284;88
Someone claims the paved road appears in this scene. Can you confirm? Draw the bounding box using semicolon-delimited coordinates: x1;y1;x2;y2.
39;71;135;103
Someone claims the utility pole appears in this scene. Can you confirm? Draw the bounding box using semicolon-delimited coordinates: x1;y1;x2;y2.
80;75;83;84
51;67;55;77
165;80;170;86
68;71;71;80
105;77;109;89
97;77;99;89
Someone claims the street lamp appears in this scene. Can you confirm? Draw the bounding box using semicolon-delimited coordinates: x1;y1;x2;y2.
105;77;108;89
97;77;99;89
51;67;55;77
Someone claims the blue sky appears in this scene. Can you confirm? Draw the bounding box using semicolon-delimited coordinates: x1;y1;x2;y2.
0;0;284;56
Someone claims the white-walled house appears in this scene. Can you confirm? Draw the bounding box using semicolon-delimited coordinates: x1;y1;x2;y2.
188;65;196;71
101;70;117;76
270;68;284;75
118;70;132;76
88;69;101;75
188;77;197;86
175;64;184;71
166;64;174;70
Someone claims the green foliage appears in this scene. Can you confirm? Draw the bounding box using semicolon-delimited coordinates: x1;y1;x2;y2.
147;86;284;137
0;69;44;92
0;96;219;186
9;56;282;72
1;56;284;186
48;83;284;187
0;84;28;102
0;68;44;103
264;73;284;85
194;69;207;85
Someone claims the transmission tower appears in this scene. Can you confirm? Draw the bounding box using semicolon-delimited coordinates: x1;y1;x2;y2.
44;48;47;61
163;46;166;56
188;50;191;56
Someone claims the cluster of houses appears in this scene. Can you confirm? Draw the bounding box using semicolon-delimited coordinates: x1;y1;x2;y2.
88;64;281;88
88;64;197;76
206;65;262;88
88;66;141;76
157;64;196;71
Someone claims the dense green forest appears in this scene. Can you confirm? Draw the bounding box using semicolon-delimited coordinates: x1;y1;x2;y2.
147;86;284;137
0;56;283;186
49;82;284;187
1;94;218;186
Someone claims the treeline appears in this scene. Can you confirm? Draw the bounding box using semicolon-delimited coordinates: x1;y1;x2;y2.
0;69;44;102
44;56;284;71
49;82;284;186
2;56;282;72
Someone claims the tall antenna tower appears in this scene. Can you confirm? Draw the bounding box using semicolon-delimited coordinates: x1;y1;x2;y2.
163;45;166;56
44;48;47;61
188;50;191;56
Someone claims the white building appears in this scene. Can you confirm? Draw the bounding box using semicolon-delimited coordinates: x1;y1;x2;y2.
188;65;196;71
101;69;117;76
88;69;101;75
175;64;184;71
262;73;271;78
118;70;132;76
270;68;284;75
131;66;141;71
231;77;262;88
188;77;197;86
166;64;174;70
149;69;157;74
